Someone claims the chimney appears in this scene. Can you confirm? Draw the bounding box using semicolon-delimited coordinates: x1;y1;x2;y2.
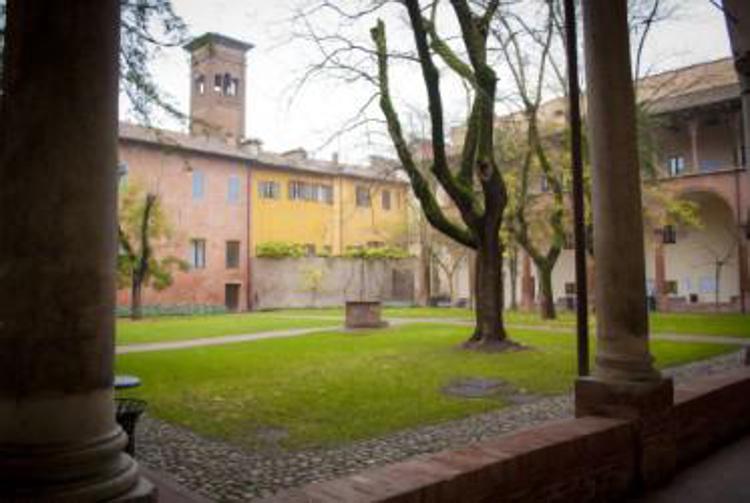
281;148;308;163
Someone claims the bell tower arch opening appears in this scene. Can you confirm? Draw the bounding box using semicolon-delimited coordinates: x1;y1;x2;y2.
183;32;254;141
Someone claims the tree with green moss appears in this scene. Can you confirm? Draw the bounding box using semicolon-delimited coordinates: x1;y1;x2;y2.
371;0;514;350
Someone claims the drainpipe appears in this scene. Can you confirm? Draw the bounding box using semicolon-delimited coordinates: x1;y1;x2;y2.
246;164;253;310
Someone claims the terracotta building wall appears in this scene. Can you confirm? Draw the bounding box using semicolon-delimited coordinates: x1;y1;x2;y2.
116;140;250;310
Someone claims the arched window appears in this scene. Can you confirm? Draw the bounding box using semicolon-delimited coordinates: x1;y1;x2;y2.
223;73;232;95
194;74;205;95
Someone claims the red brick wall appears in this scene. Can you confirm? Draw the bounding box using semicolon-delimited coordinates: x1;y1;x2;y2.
263;417;636;503
117;140;250;310
673;367;750;468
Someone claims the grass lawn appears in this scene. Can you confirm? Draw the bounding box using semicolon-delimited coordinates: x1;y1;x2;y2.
273;307;750;337
116;322;736;450
116;313;337;345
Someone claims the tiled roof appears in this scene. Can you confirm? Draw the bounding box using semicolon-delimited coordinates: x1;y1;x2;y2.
118;122;406;184
638;58;740;113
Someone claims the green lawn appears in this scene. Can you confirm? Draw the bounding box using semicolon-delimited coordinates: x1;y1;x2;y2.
116;322;735;450
116;313;337;345
648;312;750;337
272;307;750;337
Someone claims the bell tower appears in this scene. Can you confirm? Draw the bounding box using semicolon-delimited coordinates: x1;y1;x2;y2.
184;32;254;141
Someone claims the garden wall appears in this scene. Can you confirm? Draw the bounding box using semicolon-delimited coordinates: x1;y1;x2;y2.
250;257;420;310
263;356;750;503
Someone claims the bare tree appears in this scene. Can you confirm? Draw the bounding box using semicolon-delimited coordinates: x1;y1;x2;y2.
491;1;566;319
372;0;516;349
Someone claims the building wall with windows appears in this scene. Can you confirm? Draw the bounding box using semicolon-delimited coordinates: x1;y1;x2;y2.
250;164;408;256
114;32;411;313
116;139;250;310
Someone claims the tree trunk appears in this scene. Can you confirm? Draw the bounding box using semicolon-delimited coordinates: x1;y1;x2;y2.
538;263;556;319
131;275;143;320
465;234;508;350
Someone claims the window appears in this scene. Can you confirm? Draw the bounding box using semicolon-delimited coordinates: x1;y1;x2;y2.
117;162;128;188
382;190;392;210
228;176;241;204
189;239;206;269
213;74;222;92
667;156;685;177
662;225;676;244
309;184;320;201
195;74;205;95
226;241;240;269
665;280;678;295
540;175;550;192
699;276;716;294
223;73;232;95
192;170;205;200
356;186;371;207
320;185;334;204
259;181;280;199
564;282;576;295
289;180;303;200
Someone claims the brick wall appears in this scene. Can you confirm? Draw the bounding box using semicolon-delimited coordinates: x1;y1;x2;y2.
673;367;750;468
262;417;636;503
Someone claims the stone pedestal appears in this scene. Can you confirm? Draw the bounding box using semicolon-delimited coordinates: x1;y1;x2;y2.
576;377;676;489
345;301;388;329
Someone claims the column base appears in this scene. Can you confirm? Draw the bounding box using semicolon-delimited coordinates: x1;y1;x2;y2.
0;428;157;502
575;376;675;490
112;476;158;503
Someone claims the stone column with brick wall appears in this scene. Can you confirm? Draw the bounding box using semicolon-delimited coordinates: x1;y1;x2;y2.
576;0;676;489
0;1;154;500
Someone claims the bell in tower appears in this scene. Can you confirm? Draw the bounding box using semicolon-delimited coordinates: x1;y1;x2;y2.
183;32;254;142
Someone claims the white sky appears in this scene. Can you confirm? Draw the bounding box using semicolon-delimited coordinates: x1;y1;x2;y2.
125;0;733;164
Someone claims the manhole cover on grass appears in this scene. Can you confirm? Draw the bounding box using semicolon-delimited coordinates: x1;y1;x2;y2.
442;378;515;398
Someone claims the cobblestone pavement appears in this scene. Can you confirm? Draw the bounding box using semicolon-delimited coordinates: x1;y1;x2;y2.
134;350;746;502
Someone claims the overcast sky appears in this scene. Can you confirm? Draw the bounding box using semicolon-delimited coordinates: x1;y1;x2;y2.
126;0;733;164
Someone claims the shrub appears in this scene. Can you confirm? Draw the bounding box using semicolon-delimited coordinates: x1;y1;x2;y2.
343;245;411;260
256;241;306;258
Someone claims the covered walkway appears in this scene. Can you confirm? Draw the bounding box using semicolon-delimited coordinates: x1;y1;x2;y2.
635;434;750;503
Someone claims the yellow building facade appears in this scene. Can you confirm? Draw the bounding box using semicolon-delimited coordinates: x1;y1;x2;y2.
250;164;409;256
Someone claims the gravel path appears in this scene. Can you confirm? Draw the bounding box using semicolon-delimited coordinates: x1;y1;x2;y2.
134;350;747;502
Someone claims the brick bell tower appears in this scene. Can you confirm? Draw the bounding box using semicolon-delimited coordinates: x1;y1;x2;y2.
184;32;254;141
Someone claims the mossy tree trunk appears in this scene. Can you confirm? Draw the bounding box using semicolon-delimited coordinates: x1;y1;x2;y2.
372;0;510;349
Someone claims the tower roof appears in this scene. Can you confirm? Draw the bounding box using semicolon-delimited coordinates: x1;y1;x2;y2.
183;32;254;53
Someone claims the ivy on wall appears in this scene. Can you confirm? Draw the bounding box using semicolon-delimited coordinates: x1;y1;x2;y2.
256;241;411;260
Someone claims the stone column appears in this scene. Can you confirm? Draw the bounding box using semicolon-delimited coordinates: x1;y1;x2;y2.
520;252;535;311
576;0;674;489
0;1;154;501
654;238;668;312
688;118;701;173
